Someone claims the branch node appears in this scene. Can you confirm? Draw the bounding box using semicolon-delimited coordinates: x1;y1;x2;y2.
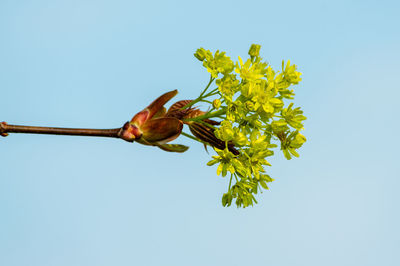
0;122;9;137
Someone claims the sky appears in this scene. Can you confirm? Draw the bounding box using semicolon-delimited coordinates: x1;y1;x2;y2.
0;0;399;265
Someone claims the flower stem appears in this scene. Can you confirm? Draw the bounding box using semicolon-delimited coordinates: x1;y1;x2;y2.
181;131;210;147
180;76;215;110
228;174;233;190
0;122;121;138
200;76;215;97
181;131;199;142
183;108;226;122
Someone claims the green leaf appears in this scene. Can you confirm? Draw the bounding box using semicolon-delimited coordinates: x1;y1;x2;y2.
156;144;189;153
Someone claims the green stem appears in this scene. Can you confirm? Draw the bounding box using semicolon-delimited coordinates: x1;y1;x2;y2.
200;99;213;104
181;132;210;147
203;88;219;98
180;76;215;110
196;119;216;129
181;131;200;142
183;108;226;122
200;76;215;97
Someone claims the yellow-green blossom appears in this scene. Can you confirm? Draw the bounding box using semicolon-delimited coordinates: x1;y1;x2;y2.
207;148;237;177
216;74;239;102
192;44;306;208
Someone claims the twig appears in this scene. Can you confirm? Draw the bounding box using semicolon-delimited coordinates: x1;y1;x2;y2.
0;121;121;138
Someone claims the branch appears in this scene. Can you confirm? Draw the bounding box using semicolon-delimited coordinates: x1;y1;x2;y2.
0;121;121;138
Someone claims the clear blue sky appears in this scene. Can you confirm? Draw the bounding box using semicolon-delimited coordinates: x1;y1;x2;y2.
1;1;399;265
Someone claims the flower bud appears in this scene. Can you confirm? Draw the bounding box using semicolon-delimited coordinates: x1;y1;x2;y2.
248;44;261;58
194;48;207;61
245;101;254;111
212;99;221;109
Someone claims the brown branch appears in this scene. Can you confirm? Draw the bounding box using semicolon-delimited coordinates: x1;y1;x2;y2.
1;121;121;138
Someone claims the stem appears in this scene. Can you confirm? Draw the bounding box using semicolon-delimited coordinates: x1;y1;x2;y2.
195;119;216;129
183;108;226;122
203;88;219;98
200;99;213;104
180;76;215;110
181;131;200;142
1;122;121;138
200;76;215;97
181;131;209;146
228;174;233;190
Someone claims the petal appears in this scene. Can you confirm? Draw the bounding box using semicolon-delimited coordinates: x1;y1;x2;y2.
141;117;183;143
189;122;239;155
130;90;177;125
152;107;166;118
166;100;192;114
130;110;150;126
146;90;178;120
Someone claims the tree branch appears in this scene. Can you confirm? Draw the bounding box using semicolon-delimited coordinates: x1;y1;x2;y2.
0;121;121;138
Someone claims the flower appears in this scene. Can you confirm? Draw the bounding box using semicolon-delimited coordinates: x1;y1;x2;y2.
193;44;306;207
207;148;237;177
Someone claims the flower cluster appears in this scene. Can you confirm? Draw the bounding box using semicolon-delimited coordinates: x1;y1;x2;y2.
191;44;306;207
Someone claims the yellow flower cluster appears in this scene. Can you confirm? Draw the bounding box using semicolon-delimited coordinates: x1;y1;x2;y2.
192;44;306;207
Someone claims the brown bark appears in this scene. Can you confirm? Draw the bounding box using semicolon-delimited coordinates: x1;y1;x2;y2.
0;121;121;138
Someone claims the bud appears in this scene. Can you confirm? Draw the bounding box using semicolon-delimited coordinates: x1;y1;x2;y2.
194;48;207;61
245;101;254;111
248;44;261;58
212;99;221;109
234;130;248;146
